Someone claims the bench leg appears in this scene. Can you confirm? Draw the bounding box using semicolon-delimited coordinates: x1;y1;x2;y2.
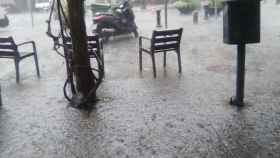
34;54;40;78
163;51;167;67
14;59;20;83
177;50;182;73
139;49;143;71
151;53;156;78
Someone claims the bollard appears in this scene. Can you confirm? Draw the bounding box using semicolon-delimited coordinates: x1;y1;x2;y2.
0;85;2;106
193;10;198;24
156;10;162;27
204;6;209;20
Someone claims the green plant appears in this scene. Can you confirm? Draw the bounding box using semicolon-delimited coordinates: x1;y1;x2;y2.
209;0;223;8
174;0;200;11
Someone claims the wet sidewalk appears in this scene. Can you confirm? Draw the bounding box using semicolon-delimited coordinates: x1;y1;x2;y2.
0;4;280;158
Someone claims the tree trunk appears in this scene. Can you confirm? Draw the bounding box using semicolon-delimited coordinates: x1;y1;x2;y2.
67;0;97;105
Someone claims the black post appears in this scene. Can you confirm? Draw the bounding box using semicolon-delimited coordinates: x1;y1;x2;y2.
164;0;168;29
193;10;198;24
230;43;246;106
156;10;162;27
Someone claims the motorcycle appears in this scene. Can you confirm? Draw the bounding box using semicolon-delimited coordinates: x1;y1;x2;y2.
93;0;138;42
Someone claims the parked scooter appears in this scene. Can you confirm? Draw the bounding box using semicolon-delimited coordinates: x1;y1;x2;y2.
93;0;138;42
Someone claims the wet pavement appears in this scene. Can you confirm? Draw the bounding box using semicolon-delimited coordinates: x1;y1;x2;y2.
1;3;280;158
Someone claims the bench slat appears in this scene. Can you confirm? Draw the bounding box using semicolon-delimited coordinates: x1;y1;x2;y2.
64;36;100;54
0;51;17;56
153;43;179;51
0;37;18;59
88;43;98;48
154;36;180;43
0;37;13;43
65;36;99;42
0;44;16;50
153;28;183;36
87;36;99;41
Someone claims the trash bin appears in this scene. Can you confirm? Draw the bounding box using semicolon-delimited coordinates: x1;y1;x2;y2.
223;0;261;106
223;0;260;44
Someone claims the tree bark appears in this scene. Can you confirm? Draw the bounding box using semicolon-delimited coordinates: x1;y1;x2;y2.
67;0;96;104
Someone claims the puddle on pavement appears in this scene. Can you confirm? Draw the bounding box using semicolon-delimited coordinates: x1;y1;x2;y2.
98;96;114;103
206;64;234;74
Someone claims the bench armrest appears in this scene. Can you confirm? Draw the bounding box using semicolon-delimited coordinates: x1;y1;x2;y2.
17;41;35;47
139;36;152;50
17;41;37;52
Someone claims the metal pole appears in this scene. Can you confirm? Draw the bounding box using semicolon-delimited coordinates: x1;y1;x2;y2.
193;10;198;24
28;0;34;27
164;0;168;29
230;44;246;106
156;10;162;27
214;0;218;19
0;85;2;106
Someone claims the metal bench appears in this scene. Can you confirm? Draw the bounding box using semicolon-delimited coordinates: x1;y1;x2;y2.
139;28;183;77
64;35;103;59
64;35;105;80
0;37;40;83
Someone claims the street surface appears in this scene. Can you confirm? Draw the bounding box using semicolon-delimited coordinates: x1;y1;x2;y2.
0;2;280;158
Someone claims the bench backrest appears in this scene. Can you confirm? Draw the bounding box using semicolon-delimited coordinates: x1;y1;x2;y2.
87;35;101;55
64;35;101;55
151;28;183;52
0;37;18;58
